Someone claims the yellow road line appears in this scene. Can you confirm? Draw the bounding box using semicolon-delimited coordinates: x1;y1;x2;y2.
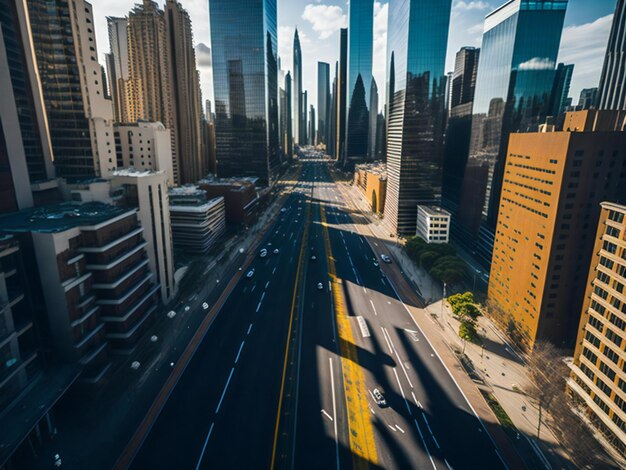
270;200;310;469
321;206;378;468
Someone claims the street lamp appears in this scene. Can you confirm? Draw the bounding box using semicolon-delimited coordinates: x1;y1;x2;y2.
440;282;447;318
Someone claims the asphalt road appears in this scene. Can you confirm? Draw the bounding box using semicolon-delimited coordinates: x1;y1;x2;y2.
128;155;510;469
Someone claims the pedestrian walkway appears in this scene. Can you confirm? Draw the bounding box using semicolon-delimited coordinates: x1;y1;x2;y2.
334;175;573;469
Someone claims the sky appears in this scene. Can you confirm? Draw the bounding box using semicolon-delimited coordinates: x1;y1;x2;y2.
93;0;617;114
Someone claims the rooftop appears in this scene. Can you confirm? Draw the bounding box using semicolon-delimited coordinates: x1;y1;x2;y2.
112;168;164;178
418;205;451;218
169;185;207;198
0;202;132;234
355;162;387;177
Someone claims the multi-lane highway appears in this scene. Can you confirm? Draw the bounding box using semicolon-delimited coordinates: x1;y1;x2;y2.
125;153;510;469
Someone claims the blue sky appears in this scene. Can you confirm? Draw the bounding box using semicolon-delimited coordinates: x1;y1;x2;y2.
94;0;617;113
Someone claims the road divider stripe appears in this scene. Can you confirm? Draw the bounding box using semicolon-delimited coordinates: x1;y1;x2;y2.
195;422;215;470
235;341;245;364
215;367;235;414
414;419;437;470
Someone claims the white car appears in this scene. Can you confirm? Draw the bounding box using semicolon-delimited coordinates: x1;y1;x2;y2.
202;302;209;310
246;269;255;278
273;248;279;254
317;282;324;290
381;254;392;263
259;248;267;258
281;208;287;213
373;388;387;407
311;255;317;261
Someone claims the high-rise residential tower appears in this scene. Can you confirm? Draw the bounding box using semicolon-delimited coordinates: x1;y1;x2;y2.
336;28;348;161
209;0;280;185
106;17;131;124
293;28;303;146
165;0;204;184
598;0;626;111
345;0;374;167
442;46;480;216
28;0;116;181
317;62;330;146
385;0;452;235
457;0;567;267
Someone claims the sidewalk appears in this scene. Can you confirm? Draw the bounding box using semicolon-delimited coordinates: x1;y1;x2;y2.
30;164;303;470
333;175;573;469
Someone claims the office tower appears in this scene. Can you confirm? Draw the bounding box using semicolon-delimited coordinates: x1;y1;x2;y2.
285;71;293;159
165;0;204;184
28;0;116;181
345;0;374;167
209;0;280;185
488;110;626;351
442;47;480;215
329;63;338;157
279;88;288;156
368;78;379;159
550;63;574;117
444;72;454;115
112;169;176;304
0;0;57;212
309;105;316;146
579;88;599;110
569;202;626;457
598;0;626;110
127;1;179;182
336;29;348;161
106;17;131;123
317;62;330;146
293;28;303;146
385;0;452;235
302;90;308;145
113;122;175;184
458;0;568;267
202;116;217;174
375;111;386;160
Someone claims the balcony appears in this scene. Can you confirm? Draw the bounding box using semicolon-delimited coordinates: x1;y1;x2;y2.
101;286;158;333
78;227;143;255
83;238;147;268
89;250;146;283
80;215;138;247
92;259;150;295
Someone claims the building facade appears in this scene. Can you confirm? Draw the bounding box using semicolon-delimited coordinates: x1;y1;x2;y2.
106;16;131;124
28;0;116;181
345;0;374;167
457;0;568;267
598;0;626;111
385;0;452;235
336;28;348;161
317;62;330;147
416;206;451;244
354;162;386;214
209;0;280;185
569;202;626;457
293;28;303;146
367;78;379;160
488;111;626;351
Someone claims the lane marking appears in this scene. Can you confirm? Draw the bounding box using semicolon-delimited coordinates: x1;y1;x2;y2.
321;409;333;421
395;424;405;434
215;367;235;414
247;323;253;335
411;391;419;406
392;367;412;416
329;357;340;470
369;299;378;316
265;281;270;289
235;340;245;364
356;316;370;338
256;292;266;313
381;326;393;354
195;422;215;470
414;419;437;470
422;414;440;449
388;425;397;432
251;283;256;292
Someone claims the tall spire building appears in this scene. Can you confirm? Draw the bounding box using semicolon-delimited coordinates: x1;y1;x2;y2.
293;28;303;146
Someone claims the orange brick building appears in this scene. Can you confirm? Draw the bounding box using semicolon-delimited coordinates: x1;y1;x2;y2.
354;162;386;214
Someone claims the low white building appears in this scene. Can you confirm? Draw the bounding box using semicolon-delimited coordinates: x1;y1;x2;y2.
113;121;174;185
416;205;451;244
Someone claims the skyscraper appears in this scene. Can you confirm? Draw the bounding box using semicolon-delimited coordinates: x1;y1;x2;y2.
209;0;280;185
106;16;130;123
293;28;303;146
442;46;480;216
317;62;330;146
336;28;348;161
458;0;567;267
345;0;374;167
165;0;204;184
329;62;338;158
579;88;599;110
302;90;308;145
309;105;316;145
285;71;293;159
598;0;626;110
550;62;574;117
28;0;116;181
385;0;452;235
367;78;379;159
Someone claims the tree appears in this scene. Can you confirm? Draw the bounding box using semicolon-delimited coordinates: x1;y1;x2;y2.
420;251;439;270
459;319;478;342
448;292;475;309
456;303;480;320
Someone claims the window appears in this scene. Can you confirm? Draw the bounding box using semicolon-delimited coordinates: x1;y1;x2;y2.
606;328;622;347
599;362;616;381
585;331;601;348
583;347;598;364
604;346;619;364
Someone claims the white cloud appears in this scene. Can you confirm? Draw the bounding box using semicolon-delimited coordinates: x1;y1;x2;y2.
453;1;489;11
301;4;347;40
372;1;388;111
518;57;555;71
558;14;612;104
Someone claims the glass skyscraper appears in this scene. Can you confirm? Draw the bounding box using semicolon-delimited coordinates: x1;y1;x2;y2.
293;28;303;146
209;0;280;185
385;0;452;235
457;0;567;266
317;62;330;146
598;0;625;111
344;0;373;167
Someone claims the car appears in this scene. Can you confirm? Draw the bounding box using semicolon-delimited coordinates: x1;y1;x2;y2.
372;388;387;407
317;282;324;290
202;302;209;310
259;248;267;258
273;248;279;254
381;254;392;263
246;269;255;278
311;255;317;261
280;208;287;213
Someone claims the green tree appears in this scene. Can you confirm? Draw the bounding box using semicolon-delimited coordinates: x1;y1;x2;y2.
456;303;480;320
420;251;439;270
459;319;478;342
